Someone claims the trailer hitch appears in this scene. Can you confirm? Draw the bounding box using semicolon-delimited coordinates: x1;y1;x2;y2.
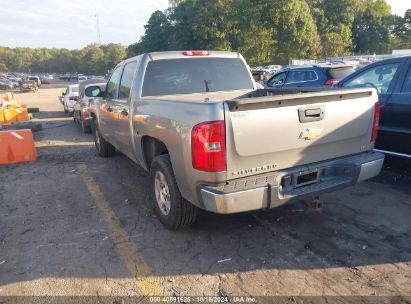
303;196;324;211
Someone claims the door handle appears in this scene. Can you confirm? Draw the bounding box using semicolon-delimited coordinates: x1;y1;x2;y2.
121;109;128;116
305;108;321;117
298;106;325;123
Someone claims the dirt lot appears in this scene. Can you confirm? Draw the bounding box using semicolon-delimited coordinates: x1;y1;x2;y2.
0;87;411;300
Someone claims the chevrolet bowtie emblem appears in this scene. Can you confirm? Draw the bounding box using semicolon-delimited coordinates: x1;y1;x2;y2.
300;128;323;140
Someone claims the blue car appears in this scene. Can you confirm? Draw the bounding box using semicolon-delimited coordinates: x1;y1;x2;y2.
338;56;411;158
266;65;354;88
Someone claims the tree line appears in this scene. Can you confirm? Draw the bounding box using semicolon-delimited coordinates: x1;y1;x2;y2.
0;43;126;74
128;0;411;65
0;0;410;73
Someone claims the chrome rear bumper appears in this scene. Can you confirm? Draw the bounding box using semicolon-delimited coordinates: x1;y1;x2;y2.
199;152;384;214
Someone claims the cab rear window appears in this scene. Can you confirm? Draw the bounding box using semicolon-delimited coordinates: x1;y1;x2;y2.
142;58;253;96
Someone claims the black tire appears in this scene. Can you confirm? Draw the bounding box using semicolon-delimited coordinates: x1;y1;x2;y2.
27;107;39;113
150;155;198;229
81;116;91;133
92;120;115;157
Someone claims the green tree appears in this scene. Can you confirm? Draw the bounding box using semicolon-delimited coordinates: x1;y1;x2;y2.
307;0;361;56
77;44;106;74
352;0;392;54
391;9;411;49
140;10;172;52
228;0;276;65
103;43;126;70
0;61;8;72
272;0;321;63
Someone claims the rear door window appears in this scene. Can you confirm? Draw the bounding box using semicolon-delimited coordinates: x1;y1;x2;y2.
286;70;317;83
286;71;304;83
106;67;122;99
119;61;137;100
142;58;253;96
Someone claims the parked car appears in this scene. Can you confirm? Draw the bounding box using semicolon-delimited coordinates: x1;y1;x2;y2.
40;77;50;84
78;74;87;81
91;50;383;229
0;80;13;90
20;80;38;92
73;79;106;133
338;56;411;158
7;77;22;87
28;76;41;87
61;84;79;116
59;73;76;81
266;64;355;88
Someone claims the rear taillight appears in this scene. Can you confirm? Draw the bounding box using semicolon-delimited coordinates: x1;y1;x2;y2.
191;120;226;172
182;51;210;56
371;102;380;142
324;79;338;85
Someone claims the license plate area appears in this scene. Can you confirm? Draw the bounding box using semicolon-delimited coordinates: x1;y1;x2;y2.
294;170;319;188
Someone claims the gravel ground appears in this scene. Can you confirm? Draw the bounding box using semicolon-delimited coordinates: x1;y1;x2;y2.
0;87;410;301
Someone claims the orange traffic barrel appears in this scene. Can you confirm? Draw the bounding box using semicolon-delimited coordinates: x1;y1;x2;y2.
0;129;37;164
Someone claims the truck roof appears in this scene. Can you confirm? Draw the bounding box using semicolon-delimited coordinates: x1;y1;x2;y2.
144;50;242;61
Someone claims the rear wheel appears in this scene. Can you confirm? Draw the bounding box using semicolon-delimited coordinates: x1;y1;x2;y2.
150;155;198;229
93;121;115;157
81;116;91;133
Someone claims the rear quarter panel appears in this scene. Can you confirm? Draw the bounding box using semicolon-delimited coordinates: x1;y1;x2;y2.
131;99;226;207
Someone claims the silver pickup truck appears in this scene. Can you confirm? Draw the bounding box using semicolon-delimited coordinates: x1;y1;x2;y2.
92;51;384;229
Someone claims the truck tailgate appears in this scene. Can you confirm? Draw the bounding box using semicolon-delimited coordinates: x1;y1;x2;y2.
224;89;377;179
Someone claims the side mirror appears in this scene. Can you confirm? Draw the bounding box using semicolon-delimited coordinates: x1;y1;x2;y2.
85;86;102;97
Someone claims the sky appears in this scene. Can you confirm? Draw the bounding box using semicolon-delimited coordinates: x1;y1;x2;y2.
0;0;409;50
0;0;169;49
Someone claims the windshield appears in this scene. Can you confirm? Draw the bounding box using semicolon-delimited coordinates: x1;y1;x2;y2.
142;58;253;96
341;63;399;94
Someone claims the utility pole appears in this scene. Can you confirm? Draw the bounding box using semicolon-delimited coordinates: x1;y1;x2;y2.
95;14;101;45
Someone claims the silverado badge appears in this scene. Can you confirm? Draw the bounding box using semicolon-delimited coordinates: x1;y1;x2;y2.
300;128;323;140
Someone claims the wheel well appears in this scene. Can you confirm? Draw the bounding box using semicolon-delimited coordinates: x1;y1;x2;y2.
142;136;169;169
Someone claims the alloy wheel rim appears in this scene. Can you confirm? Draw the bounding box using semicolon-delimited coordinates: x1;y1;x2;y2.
154;171;171;216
